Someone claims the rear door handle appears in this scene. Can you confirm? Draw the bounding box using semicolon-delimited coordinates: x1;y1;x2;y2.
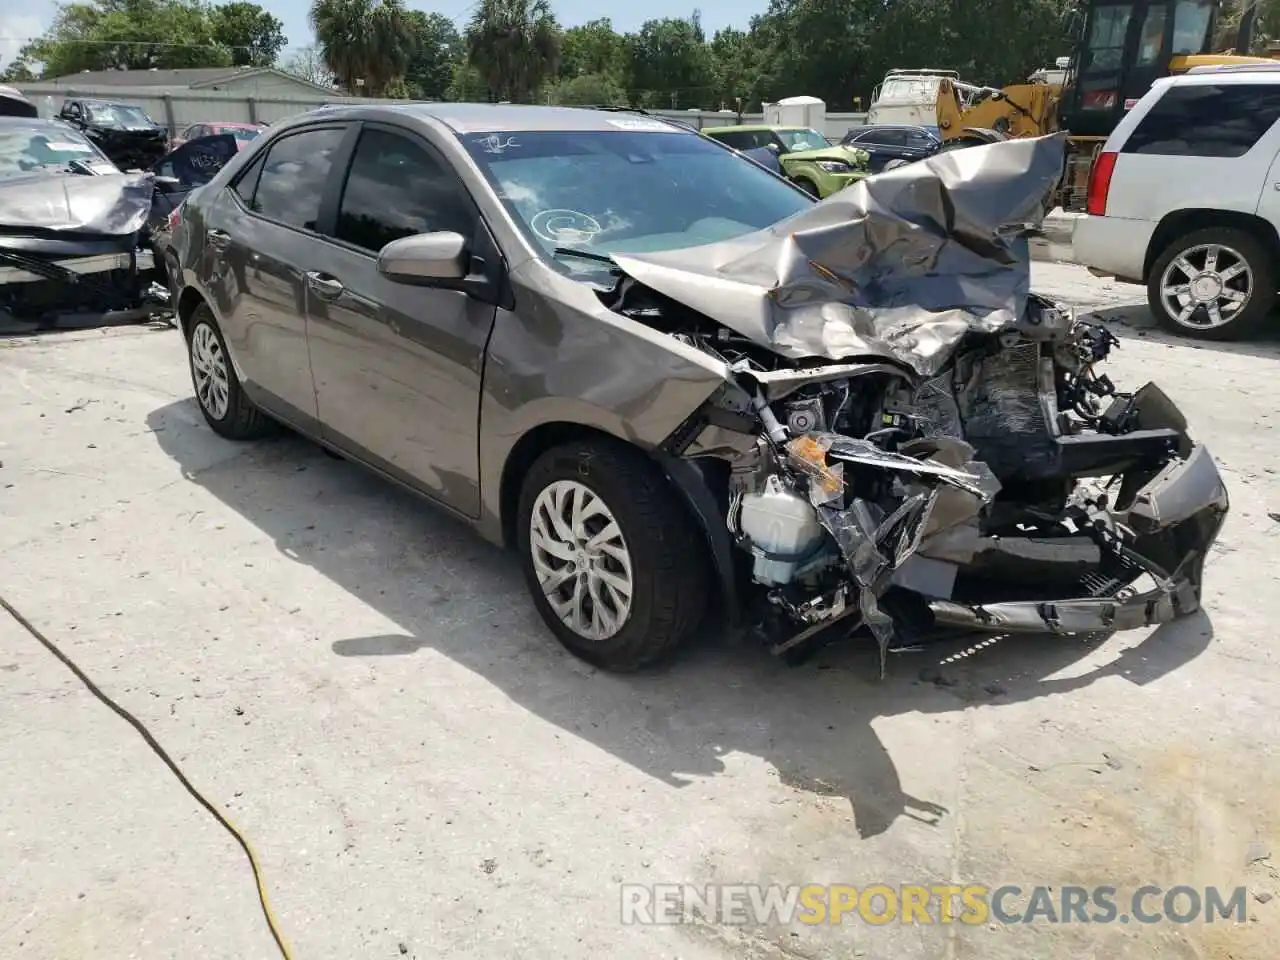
207;229;230;249
305;271;345;299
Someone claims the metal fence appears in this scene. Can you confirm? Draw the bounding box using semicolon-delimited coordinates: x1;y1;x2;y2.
13;82;869;139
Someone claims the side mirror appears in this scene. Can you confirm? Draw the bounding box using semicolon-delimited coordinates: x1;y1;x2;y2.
377;231;469;283
767;142;781;152
154;175;183;191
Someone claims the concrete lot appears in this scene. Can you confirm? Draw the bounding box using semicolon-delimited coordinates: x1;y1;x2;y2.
2;261;1278;960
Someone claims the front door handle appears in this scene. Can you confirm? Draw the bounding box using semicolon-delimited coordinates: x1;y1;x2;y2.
207;229;230;250
305;271;345;299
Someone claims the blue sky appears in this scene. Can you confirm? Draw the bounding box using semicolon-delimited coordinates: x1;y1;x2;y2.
1;2;769;70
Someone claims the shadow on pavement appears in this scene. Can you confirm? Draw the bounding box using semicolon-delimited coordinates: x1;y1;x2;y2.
146;401;1215;841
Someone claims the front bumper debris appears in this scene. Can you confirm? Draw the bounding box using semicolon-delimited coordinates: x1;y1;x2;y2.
926;443;1226;635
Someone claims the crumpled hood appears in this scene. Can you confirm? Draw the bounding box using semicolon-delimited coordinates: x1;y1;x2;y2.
0;171;154;235
783;144;869;167
610;134;1066;377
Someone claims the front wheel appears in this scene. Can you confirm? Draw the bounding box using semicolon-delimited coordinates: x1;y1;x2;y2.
516;439;710;671
1146;226;1276;341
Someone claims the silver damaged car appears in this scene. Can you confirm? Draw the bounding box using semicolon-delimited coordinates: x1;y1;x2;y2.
166;105;1229;672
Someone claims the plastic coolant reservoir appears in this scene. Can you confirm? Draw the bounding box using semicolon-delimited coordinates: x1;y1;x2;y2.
738;475;829;585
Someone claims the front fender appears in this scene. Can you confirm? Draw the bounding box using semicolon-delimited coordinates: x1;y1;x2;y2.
477;261;732;542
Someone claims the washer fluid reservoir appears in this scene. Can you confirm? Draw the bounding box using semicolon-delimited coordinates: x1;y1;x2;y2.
738;475;828;585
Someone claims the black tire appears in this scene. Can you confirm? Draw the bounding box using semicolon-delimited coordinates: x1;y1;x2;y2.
185;303;271;440
1146;226;1276;341
792;177;820;198
516;438;710;671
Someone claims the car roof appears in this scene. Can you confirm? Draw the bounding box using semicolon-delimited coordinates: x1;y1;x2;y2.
853;123;933;132
288;102;699;135
1164;64;1280;86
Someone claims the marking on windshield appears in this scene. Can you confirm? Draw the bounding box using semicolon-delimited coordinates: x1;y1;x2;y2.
479;134;519;154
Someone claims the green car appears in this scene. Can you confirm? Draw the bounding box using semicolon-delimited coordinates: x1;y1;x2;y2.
701;124;871;198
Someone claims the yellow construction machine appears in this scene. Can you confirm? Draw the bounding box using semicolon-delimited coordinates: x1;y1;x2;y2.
872;1;1275;210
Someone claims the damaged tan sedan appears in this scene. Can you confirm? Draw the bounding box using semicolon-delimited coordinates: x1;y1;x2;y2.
167;104;1228;671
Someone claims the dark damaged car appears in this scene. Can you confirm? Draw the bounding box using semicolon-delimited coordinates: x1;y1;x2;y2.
0;117;237;330
165;104;1229;672
57;98;169;170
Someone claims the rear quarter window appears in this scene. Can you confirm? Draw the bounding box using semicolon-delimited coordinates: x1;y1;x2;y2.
1123;82;1280;157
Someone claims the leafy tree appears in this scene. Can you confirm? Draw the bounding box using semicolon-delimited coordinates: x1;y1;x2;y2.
405;10;460;99
310;0;414;96
548;71;627;106
559;18;627;83
280;44;334;86
210;2;287;68
626;13;716;109
465;0;560;103
446;60;488;101
16;0;234;77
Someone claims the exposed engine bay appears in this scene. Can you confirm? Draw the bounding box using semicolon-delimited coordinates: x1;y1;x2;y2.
599;135;1229;667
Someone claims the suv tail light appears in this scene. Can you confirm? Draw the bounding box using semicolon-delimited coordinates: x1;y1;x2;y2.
1087;151;1118;217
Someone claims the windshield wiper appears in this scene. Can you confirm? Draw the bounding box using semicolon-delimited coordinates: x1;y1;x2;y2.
552;246;621;270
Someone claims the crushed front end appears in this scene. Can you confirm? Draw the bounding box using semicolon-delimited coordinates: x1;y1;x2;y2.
0;171;169;330
670;299;1225;665
605;134;1228;665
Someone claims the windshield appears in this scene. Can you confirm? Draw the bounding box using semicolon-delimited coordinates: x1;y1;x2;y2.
776;128;829;151
877;76;943;105
86;103;152;127
221;126;261;142
0;125;102;178
1172;0;1214;54
460;128;812;278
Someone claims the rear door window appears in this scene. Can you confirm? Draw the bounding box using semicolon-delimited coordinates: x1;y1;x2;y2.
333;127;475;253
250;127;346;230
1123;83;1280;157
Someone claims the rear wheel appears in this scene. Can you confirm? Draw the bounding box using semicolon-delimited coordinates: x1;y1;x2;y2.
516;439;710;671
1146;226;1276;341
186;303;271;439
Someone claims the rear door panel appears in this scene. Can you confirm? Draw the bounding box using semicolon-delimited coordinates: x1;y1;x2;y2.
198;123;352;429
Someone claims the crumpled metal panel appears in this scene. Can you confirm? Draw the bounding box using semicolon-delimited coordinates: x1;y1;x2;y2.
0;172;154;235
610;135;1067;377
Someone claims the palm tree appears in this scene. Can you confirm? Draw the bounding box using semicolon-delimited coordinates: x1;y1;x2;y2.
465;0;561;103
310;0;413;97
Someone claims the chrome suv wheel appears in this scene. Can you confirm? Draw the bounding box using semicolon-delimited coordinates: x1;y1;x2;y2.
1147;226;1276;341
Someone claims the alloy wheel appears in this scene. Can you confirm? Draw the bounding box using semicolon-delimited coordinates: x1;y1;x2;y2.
1157;242;1253;331
528;479;634;641
190;322;230;420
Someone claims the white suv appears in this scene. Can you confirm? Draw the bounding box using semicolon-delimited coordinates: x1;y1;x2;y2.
1072;65;1280;340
